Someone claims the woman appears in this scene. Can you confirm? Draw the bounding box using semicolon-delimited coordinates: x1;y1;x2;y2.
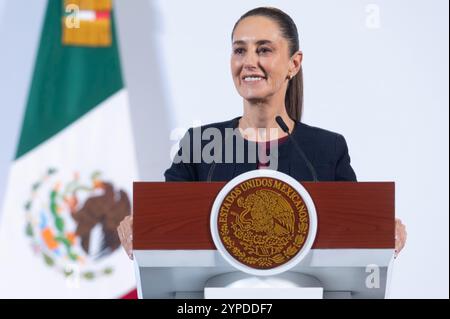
118;7;407;259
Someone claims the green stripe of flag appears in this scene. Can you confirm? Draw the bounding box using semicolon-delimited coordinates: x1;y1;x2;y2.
16;0;124;159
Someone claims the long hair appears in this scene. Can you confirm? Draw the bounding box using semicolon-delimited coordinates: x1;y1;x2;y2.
232;7;303;122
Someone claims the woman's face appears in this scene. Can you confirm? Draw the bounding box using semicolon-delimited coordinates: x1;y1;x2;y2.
231;16;300;103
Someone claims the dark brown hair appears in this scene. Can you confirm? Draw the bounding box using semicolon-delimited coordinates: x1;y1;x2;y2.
232;7;303;121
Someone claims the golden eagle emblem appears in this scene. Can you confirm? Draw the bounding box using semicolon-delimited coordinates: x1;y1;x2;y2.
218;177;310;269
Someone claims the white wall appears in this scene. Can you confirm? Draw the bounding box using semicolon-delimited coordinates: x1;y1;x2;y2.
0;0;47;219
0;0;448;298
115;0;173;181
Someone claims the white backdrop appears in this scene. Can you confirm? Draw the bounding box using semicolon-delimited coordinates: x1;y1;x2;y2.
0;0;448;298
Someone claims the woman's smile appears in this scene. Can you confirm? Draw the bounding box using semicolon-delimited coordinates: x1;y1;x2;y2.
242;74;267;86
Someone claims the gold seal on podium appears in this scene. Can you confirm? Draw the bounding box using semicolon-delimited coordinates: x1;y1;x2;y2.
211;170;317;276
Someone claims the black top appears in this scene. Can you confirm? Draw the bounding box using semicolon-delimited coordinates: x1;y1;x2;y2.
164;117;357;182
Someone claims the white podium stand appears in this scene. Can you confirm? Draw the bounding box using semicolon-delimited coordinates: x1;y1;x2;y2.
133;248;394;299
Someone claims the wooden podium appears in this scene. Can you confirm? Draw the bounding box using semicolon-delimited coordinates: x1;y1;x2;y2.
133;182;395;299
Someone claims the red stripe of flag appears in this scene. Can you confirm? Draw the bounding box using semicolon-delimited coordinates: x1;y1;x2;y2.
121;288;138;299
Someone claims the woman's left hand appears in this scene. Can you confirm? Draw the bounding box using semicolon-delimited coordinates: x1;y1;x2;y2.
395;218;407;258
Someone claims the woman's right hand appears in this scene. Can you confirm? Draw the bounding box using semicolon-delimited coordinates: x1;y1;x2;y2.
117;215;133;260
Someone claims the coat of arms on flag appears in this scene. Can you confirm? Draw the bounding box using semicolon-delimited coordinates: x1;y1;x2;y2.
24;168;131;281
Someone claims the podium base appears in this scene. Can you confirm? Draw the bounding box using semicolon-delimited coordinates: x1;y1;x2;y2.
174;290;351;299
204;272;324;299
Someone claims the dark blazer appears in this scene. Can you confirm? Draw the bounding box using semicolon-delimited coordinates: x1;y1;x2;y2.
164;117;357;182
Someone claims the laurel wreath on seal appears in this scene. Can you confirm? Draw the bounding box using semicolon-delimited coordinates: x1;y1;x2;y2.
220;220;308;268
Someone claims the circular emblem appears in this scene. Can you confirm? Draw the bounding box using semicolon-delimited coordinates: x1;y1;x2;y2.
24;168;131;281
211;170;317;276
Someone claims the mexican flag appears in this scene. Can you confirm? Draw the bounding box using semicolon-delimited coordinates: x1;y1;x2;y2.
0;0;137;298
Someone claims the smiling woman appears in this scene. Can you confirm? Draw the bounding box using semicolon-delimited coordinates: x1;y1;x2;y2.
231;8;303;126
117;6;407;260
